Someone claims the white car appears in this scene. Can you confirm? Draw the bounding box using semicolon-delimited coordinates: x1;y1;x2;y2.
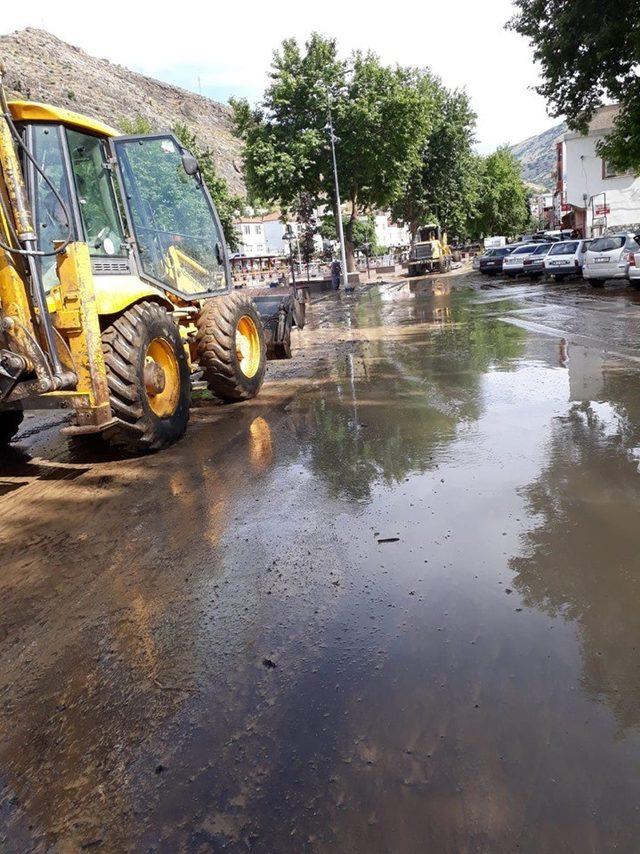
583;234;640;287
627;246;640;289
502;243;539;277
543;239;592;281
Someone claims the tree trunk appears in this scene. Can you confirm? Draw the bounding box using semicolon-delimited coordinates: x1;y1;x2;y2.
344;217;356;273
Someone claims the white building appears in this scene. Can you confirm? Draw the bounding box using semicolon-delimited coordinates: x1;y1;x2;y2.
373;213;411;249
233;212;283;257
234;212;324;258
555;105;640;237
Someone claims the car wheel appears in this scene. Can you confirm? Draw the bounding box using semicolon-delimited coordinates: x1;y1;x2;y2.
589;279;605;288
553;274;565;282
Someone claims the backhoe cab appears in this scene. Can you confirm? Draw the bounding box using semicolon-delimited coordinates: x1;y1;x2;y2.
0;83;274;452
407;223;452;276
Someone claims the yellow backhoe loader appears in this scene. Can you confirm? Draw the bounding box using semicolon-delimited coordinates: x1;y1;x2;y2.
407;224;452;276
0;69;274;452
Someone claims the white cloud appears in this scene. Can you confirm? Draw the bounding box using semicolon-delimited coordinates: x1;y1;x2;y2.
3;0;561;150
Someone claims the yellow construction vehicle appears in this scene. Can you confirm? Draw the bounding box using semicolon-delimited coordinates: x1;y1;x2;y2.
407;223;452;276
0;70;272;452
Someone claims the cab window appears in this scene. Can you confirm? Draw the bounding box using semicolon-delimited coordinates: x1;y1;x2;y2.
113;134;226;296
66;129;125;258
31;125;74;290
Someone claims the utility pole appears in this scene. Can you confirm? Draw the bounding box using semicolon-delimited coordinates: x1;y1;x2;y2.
326;95;350;291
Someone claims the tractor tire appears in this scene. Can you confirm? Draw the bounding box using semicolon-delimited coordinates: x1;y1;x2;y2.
0;410;24;446
196;292;266;401
102;301;191;452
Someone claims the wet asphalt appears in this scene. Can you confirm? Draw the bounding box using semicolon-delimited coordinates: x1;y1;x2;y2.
2;270;640;852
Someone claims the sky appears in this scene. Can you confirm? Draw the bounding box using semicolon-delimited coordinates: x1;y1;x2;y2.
2;0;561;152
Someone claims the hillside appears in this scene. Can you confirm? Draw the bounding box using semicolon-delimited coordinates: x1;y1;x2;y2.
0;28;245;195
510;121;566;190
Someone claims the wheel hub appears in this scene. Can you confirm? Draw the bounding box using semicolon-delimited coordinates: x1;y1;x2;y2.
144;338;180;417
235;315;261;378
144;360;166;396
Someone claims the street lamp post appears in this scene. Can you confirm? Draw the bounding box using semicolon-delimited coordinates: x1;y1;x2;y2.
326;95;350;291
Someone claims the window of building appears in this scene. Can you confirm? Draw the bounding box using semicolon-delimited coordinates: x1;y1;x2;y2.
602;159;618;179
255;225;262;234
243;224;251;235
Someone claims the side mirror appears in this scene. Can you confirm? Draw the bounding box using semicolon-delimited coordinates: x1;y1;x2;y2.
181;151;199;176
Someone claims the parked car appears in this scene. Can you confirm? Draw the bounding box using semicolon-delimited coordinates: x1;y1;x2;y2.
627;245;640;289
479;246;514;275
522;243;553;278
583;233;640;287
502;244;539;277
543;239;591;281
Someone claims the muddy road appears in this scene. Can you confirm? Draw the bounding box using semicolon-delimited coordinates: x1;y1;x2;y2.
2;271;640;852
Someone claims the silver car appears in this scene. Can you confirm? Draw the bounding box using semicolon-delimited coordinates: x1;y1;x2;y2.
502;243;539;277
543;239;592;281
583;234;640;287
627;242;640;289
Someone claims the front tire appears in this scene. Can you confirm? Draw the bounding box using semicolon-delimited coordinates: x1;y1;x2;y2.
102;301;190;452
196;292;266;401
0;410;23;446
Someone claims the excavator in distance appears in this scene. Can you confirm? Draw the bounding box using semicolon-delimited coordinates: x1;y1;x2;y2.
0;68;299;453
407;224;452;276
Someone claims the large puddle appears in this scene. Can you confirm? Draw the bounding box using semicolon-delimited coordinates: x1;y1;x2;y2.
2;279;640;851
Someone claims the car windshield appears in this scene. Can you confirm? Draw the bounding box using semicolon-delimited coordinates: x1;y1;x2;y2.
512;245;534;255
532;244;552;256
549;242;578;256
495;247;511;257
590;236;625;252
483;249;496;257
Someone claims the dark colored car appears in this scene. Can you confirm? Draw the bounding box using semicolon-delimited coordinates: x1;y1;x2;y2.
522;243;553;278
479;246;513;275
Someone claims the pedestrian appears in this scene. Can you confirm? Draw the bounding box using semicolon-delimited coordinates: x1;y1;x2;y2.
331;258;342;289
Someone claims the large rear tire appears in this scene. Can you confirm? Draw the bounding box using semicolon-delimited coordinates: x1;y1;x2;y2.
102;301;191;452
0;410;23;446
196;292;266;401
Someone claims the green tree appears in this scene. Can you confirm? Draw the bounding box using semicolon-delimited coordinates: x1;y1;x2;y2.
393;79;480;240
508;0;640;173
473;148;532;238
231;34;432;272
319;214;379;255
119;115;243;249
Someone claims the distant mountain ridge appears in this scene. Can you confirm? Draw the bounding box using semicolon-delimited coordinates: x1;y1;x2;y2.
0;28;245;195
510;122;567;190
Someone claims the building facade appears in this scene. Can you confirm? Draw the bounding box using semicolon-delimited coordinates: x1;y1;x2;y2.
554;105;640;237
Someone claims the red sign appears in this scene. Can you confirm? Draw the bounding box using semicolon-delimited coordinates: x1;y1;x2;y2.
595;204;611;216
561;203;571;212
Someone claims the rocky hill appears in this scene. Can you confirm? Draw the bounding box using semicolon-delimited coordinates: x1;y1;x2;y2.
510;121;566;190
0;28;245;195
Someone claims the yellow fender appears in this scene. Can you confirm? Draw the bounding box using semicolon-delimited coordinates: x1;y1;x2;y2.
48;274;173;318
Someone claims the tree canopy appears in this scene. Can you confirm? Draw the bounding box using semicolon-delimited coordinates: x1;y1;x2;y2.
473;148;532;239
508;0;640;172
231;34;433;269
393;78;479;240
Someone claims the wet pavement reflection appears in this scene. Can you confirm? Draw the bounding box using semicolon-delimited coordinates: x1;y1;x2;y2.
2;274;640;851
